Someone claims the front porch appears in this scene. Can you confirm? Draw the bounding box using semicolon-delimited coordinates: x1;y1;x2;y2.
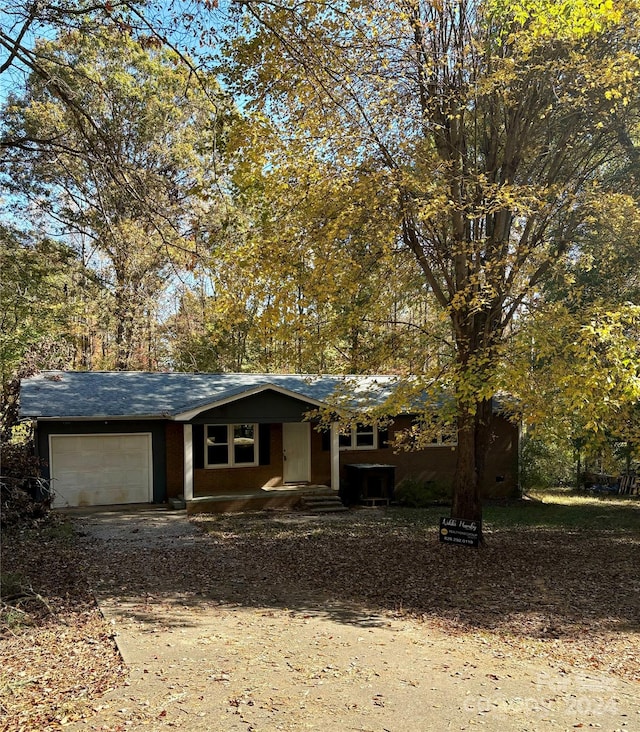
179;421;342;509
183;483;338;515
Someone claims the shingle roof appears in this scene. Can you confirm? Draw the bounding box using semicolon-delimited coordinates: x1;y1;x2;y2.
19;371;402;420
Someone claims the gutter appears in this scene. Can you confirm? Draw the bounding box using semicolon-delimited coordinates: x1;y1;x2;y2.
27;415;169;422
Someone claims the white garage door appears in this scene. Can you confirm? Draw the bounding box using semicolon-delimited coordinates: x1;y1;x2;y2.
49;433;153;508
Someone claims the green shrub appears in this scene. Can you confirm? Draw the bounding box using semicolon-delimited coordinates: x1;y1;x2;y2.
394;477;451;507
520;433;575;490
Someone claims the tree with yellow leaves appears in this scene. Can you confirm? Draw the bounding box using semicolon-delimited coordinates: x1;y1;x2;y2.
218;0;640;523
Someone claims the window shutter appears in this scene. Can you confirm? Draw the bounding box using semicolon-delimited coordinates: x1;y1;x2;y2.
321;429;331;451
259;423;271;465
193;424;204;469
378;428;389;448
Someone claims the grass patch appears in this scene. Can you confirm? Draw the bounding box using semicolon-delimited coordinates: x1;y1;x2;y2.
1;571;25;599
40;518;75;541
367;488;640;534
484;488;640;532
0;572;35;631
194;489;640;538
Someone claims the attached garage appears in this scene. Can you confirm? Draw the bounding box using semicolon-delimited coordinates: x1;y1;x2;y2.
49;433;153;508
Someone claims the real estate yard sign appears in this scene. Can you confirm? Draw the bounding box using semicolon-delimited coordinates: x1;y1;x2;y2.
439;517;481;547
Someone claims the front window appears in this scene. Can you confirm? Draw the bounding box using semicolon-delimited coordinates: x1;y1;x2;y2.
339;424;377;450
205;424;258;467
429;430;458;446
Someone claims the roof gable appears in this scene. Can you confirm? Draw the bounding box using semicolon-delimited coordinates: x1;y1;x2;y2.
174;383;328;421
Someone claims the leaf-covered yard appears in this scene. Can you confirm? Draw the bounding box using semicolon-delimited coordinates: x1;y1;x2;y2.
1;491;639;730
0;519;125;730
194;494;640;682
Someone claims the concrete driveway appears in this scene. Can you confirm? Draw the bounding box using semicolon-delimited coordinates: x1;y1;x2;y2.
67;507;640;731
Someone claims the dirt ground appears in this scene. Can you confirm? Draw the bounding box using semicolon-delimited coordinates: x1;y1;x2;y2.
3;505;640;731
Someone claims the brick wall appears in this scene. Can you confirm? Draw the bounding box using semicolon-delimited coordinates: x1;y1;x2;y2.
170;415;518;500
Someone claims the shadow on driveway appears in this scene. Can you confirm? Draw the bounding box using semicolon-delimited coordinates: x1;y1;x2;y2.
65;507;640;731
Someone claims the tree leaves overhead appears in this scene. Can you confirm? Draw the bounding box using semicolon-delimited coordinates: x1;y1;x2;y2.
3;25;230;240
225;0;639;327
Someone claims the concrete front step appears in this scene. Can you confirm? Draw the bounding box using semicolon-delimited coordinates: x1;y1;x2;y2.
168;496;187;510
298;492;348;513
305;504;350;514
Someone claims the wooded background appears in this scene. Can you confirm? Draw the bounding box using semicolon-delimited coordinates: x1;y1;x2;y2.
2;0;639;516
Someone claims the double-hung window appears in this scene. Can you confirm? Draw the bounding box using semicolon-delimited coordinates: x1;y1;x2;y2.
339;424;377;450
205;424;258;467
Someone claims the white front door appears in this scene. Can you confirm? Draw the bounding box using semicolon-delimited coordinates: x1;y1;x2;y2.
282;422;311;483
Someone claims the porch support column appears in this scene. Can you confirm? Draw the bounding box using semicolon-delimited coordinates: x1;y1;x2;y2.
330;422;340;492
183;424;193;501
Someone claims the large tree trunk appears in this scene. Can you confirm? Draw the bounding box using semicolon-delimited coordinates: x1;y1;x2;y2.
448;283;499;532
452;409;482;522
451;396;494;538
